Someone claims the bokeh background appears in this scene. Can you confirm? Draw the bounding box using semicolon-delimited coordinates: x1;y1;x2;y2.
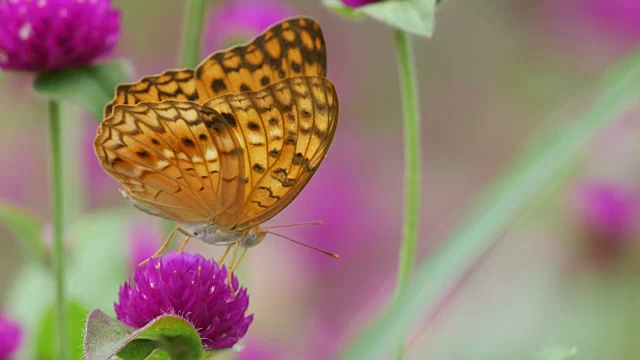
2;0;640;359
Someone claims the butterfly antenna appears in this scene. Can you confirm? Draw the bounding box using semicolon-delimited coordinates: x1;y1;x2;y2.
264;220;324;230
266;231;339;258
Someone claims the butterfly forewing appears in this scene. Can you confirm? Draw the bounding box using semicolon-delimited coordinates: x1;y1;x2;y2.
104;17;326;117
94;101;244;224
203;76;338;229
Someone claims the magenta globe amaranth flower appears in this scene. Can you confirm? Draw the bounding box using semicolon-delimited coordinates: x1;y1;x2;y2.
0;314;22;360
115;252;253;350
574;181;640;241
341;0;383;7
0;0;120;72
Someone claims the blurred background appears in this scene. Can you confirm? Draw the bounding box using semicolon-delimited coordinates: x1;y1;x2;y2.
2;0;640;359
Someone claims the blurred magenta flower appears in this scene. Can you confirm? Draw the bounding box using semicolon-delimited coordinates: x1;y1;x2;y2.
0;314;21;360
279;130;402;357
82;117;119;207
341;0;382;7
542;0;640;49
237;337;284;360
0;0;120;72
115;251;253;349
127;223;161;270
574;181;640;243
205;0;296;51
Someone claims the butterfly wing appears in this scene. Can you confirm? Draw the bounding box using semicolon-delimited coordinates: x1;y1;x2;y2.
104;17;326;117
195;17;327;99
203;75;338;230
94;101;245;224
104;70;200;118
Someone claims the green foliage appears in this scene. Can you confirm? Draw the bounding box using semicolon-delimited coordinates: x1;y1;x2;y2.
36;301;89;360
0;202;46;262
5;262;53;359
341;47;640;359
84;310;204;360
323;0;437;37
538;347;578;360
33;60;131;119
4;209;134;358
66;209;130;312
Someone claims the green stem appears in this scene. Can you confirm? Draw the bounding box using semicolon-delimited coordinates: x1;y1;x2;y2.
179;0;208;68
392;29;422;359
49;100;68;360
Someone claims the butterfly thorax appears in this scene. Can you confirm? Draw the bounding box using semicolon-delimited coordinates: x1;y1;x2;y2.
181;222;266;248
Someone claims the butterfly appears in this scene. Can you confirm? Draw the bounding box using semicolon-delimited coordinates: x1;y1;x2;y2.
94;17;338;269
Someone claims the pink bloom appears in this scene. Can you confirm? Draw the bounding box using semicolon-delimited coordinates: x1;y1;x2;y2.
341;0;383;7
574;181;640;241
0;0;120;72
205;0;297;52
115;252;253;349
0;314;21;360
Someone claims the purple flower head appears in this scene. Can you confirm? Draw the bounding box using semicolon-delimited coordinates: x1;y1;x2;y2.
0;0;120;72
0;314;22;360
115;251;253;350
341;0;383;7
205;0;297;51
574;181;640;242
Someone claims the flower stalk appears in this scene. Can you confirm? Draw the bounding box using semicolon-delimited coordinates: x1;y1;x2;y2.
180;0;209;68
49;99;68;360
392;29;422;359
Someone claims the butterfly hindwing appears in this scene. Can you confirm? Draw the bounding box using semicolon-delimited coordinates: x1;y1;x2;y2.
94;101;244;224
203;75;338;229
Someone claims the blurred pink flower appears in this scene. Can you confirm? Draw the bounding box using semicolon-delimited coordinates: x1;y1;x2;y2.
341;0;383;7
127;223;161;269
0;314;21;360
574;181;640;242
542;0;640;50
0;128;46;207
237;337;284;360
0;0;120;72
82;117;119;207
205;0;297;52
280;128;402;357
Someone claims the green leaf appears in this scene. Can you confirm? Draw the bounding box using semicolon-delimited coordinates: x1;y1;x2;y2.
84;309;204;360
66;208;132;312
323;0;437;37
36;300;89;360
0;202;46;262
33;60;131;119
537;347;578;360
340;47;640;358
4;262;53;359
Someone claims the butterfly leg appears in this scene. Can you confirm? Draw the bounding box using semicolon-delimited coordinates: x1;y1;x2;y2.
138;226;179;266
178;236;191;253
218;244;233;265
226;242;240;294
232;248;248;273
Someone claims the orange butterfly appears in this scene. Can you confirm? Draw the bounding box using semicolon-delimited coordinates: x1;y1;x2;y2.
94;17;338;269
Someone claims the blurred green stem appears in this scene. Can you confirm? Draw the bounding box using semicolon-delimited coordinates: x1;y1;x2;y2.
49;100;68;360
341;45;640;360
180;0;208;68
392;29;422;359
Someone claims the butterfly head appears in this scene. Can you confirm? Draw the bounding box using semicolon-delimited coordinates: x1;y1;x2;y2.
239;226;267;248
